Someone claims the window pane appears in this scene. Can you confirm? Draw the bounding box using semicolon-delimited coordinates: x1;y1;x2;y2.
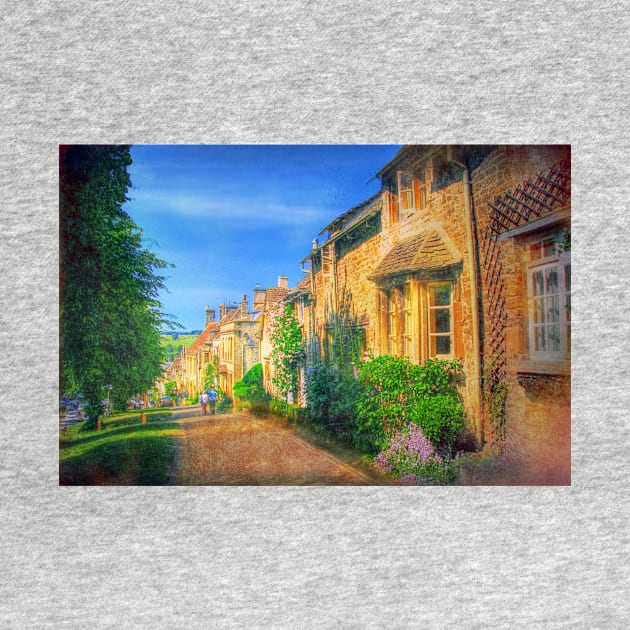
533;271;544;296
535;326;546;351
534;298;545;324
404;311;412;335
399;173;414;211
403;336;412;356
564;264;571;292
404;283;413;308
543;237;556;257
434;308;450;333
548;325;561;352
435;336;451;356
431;285;451;306
546;267;558;294
547;296;560;322
401;190;413;210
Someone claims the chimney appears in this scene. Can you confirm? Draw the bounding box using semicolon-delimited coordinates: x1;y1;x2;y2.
253;283;266;311
278;275;289;289
240;294;248;318
219;304;226;320
205;305;215;325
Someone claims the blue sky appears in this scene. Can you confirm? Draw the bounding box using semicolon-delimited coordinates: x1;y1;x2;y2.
125;145;401;330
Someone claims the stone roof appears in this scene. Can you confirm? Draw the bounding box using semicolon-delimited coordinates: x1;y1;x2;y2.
186;322;219;354
264;286;291;308
369;230;462;281
285;275;311;302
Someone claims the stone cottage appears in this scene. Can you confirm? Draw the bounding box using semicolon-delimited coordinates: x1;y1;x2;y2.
217;295;263;395
297;145;570;484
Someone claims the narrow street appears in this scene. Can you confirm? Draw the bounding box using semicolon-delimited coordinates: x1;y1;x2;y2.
165;408;386;485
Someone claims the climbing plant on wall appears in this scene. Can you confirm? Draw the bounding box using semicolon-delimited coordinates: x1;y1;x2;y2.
268;302;304;401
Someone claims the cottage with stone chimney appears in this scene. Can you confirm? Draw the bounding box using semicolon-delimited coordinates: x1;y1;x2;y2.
217;293;263;395
297;145;570;484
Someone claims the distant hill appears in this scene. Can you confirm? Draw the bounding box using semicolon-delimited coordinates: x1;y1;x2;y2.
160;333;199;362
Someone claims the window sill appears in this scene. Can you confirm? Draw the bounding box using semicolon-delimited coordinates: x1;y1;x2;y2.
514;359;570;397
514;358;570;377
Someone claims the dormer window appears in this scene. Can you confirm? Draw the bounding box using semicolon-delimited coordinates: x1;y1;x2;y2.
397;168;428;220
398;171;415;217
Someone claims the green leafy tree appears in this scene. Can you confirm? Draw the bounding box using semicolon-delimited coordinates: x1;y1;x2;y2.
60;145;174;428
164;381;177;397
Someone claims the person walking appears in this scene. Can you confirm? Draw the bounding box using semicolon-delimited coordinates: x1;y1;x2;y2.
208;388;218;415
200;391;209;416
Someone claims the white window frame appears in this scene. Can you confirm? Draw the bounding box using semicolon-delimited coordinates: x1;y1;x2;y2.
427;282;454;359
528;233;571;360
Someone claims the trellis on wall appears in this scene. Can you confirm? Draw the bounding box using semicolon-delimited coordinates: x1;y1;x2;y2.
479;160;571;446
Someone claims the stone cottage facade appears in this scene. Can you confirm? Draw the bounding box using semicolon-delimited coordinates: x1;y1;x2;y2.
217;296;263;395
296;145;570;483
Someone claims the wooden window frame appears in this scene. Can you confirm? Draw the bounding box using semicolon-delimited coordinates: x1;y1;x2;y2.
397;171;415;219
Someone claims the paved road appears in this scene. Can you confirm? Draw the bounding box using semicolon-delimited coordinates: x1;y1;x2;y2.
166;409;386;485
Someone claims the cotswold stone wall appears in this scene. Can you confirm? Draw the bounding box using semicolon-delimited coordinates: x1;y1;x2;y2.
308;145;571;483
310;147;481;426
473;145;571;484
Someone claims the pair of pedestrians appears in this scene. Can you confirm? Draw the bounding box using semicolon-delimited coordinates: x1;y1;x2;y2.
200;389;218;416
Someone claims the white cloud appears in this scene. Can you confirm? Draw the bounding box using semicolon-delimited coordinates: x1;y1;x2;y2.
128;189;326;226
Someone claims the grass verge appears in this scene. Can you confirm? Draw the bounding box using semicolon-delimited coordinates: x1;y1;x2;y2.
59;408;179;485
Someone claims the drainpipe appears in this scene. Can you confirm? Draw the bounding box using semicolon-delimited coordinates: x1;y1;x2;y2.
449;152;483;441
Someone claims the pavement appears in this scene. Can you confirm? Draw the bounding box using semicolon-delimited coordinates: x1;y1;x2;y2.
165;408;388;486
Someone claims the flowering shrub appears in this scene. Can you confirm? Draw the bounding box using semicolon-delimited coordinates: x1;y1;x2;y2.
409;394;466;454
373;423;460;485
355;355;465;452
268;302;304;401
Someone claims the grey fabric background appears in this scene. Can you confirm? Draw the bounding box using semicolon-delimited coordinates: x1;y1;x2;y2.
1;1;628;627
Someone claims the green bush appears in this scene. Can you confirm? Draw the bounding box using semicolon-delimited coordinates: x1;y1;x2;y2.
217;395;232;413
355;355;465;452
233;363;270;403
409;394;466;454
305;364;362;445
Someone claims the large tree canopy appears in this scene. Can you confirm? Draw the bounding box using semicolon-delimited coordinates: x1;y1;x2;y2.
60;145;172;425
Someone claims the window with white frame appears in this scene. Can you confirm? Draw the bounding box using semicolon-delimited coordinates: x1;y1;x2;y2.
528;232;571;358
427;283;453;358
